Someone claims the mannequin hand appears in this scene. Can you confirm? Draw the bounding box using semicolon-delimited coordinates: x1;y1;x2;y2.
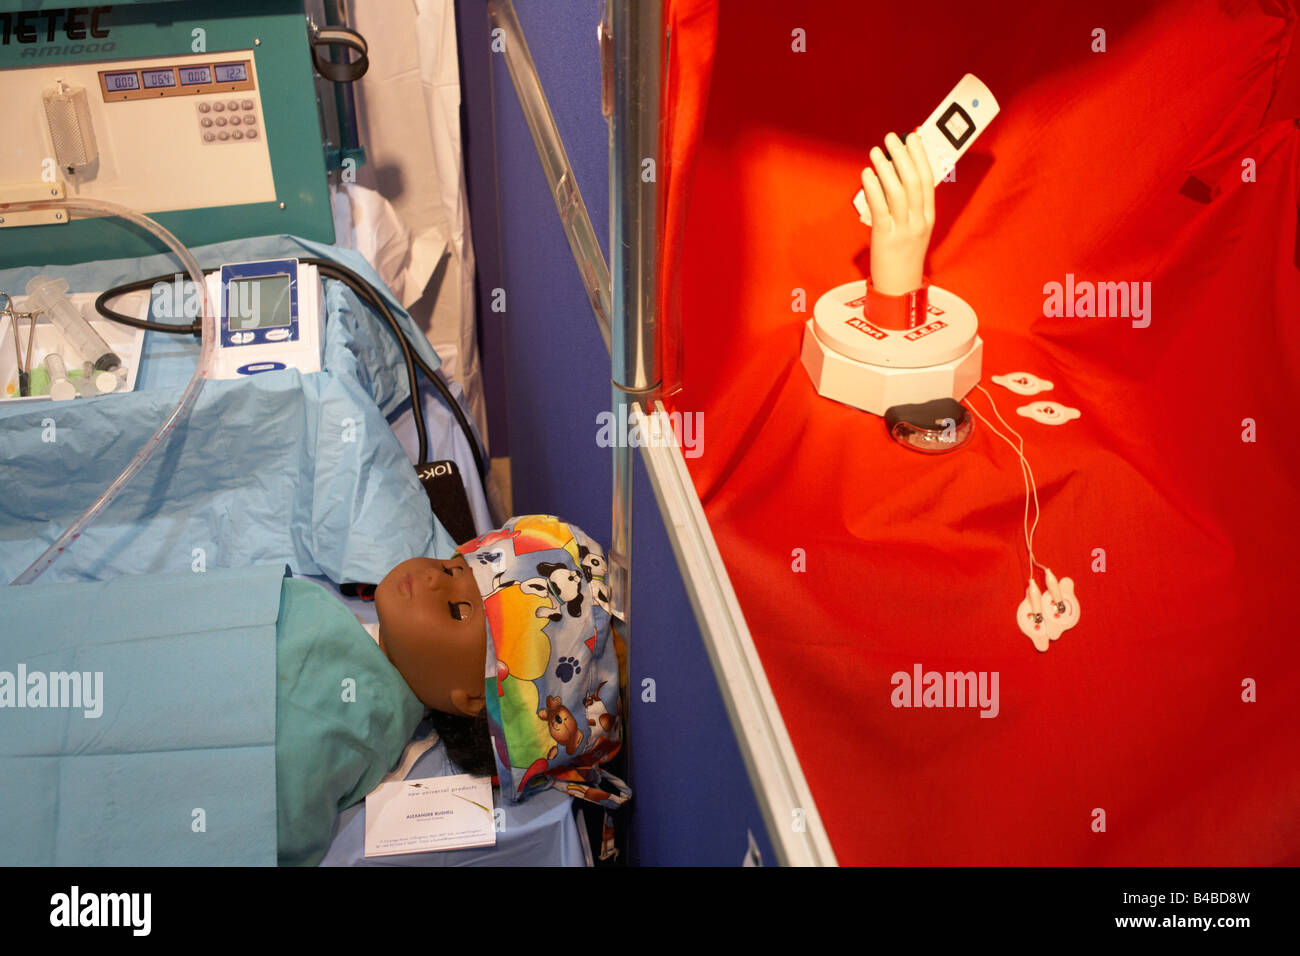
863;131;935;295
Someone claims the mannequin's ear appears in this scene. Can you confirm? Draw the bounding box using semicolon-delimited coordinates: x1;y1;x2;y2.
450;687;486;717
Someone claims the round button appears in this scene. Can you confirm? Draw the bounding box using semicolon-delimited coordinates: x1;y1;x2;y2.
245;129;258;139
242;113;256;125
203;132;216;142
200;117;213;127
215;116;227;126
198;102;211;113
212;101;225;112
227;100;239;110
232;130;244;140
241;99;254;110
217;130;230;141
228;115;240;126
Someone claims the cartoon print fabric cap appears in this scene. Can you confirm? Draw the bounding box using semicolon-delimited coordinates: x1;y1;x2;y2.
457;516;630;809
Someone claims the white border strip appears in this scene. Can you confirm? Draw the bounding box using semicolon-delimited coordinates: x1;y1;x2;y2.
635;401;837;866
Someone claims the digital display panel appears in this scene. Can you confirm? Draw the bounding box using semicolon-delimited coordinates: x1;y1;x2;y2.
214;63;248;83
179;66;213;86
228;276;293;331
103;71;140;92
141;69;176;89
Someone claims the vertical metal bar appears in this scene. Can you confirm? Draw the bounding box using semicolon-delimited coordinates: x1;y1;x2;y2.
323;0;361;155
489;0;612;351
607;0;663;623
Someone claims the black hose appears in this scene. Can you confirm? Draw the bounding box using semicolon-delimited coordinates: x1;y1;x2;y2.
92;261;488;479
94;277;201;334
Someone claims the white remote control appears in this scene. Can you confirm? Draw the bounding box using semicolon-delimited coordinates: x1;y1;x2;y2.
853;73;999;225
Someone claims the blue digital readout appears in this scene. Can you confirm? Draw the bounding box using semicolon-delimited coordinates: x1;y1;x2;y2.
179;66;213;86
104;71;139;92
141;69;175;89
214;63;248;83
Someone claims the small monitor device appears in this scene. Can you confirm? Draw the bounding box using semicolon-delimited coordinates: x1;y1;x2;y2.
205;258;323;379
853;74;999;225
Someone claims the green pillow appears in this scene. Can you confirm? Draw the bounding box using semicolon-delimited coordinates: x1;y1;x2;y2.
276;577;425;866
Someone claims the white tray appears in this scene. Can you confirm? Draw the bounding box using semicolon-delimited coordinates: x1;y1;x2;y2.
1;290;148;403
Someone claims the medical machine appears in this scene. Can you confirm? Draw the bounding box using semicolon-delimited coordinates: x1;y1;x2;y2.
204;258;323;378
0;0;334;269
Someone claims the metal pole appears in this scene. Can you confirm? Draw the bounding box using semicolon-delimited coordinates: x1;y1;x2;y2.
606;0;663;623
488;0;612;351
323;0;361;156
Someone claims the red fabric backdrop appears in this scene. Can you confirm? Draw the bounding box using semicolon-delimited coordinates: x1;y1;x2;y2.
663;0;1300;864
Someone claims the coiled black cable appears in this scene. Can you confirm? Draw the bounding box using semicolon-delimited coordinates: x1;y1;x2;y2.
92;259;487;480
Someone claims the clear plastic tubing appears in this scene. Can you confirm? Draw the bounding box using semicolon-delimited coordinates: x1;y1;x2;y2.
25;274;120;371
8;196;213;585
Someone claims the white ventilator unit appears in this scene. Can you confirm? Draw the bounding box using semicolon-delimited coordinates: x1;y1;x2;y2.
5;52;274;214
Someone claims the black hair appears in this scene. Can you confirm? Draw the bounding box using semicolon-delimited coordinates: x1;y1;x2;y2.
426;707;496;778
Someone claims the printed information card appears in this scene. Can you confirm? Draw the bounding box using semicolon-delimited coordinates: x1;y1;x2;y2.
364;773;496;857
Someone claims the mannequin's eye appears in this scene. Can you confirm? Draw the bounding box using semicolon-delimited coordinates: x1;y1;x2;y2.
449;601;473;622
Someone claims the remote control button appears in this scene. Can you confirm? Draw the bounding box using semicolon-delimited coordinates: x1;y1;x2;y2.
203;131;216;142
241;99;254;110
198;102;211;113
228;115;240;126
212;101;225;112
242;113;256;126
227;100;239;110
218;130;230;141
215;116;227;127
232;130;244;140
200;117;213;127
245;129;258;139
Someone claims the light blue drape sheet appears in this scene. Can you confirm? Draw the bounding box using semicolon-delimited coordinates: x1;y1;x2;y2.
0;563;287;866
0;235;477;586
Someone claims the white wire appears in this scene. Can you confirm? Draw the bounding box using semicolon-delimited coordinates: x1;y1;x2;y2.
964;384;1045;578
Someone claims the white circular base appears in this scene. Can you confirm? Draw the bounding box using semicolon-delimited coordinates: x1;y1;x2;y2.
801;279;983;417
812;280;979;368
801;320;982;416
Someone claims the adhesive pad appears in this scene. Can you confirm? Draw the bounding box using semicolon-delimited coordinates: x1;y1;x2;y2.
992;372;1053;395
1016;401;1080;425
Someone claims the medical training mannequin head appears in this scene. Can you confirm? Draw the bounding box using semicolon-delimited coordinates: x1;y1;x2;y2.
374;552;486;718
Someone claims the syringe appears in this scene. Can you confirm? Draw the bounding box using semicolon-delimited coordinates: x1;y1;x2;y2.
43;353;77;401
25;275;120;372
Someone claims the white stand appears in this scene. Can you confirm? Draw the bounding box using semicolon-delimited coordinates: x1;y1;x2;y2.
800;280;982;416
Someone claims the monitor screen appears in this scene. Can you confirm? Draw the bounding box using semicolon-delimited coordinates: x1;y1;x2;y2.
179;66;213;86
228;275;292;331
141;69;176;89
103;71;139;92
214;63;248;84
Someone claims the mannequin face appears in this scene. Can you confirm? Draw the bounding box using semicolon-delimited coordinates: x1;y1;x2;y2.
374;554;487;718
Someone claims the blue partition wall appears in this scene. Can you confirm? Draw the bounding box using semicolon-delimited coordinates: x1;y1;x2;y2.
455;0;776;865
